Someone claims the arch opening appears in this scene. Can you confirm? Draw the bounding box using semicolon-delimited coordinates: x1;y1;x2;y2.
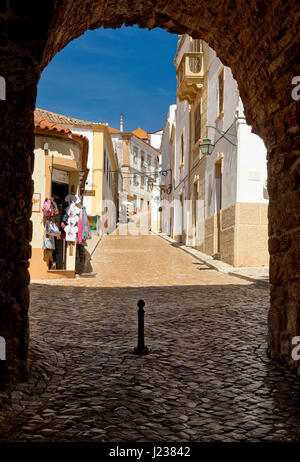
0;0;299;389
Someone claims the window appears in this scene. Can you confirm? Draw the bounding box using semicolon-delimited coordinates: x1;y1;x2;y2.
194;103;201;145
218;68;224;116
190;38;203;53
180;133;184;165
190;39;203;73
141;175;144;189
133;174;139;186
133;147;138;164
141;152;145;169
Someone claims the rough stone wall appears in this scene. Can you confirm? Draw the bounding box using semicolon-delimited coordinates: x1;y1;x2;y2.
0;0;299;384
0;82;36;387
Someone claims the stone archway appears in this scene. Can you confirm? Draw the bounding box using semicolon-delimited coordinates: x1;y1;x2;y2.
0;0;299;386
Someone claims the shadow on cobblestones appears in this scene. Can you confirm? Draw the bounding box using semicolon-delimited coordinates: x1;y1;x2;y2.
0;282;300;442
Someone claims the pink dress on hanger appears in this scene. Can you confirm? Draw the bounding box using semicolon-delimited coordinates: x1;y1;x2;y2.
77;208;83;243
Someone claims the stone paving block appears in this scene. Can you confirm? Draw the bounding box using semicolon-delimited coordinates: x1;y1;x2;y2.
0;233;299;442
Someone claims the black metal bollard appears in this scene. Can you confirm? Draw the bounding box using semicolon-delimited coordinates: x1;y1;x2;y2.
133;299;150;355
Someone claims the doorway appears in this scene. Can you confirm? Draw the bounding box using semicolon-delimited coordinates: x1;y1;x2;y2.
215;162;222;257
147;200;151;230
51;181;69;270
193;182;198;244
180;193;184;243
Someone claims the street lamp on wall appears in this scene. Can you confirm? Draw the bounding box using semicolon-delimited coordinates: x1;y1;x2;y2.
200;123;238;156
199;138;215;155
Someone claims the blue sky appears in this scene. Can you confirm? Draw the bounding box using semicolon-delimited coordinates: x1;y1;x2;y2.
37;26;178;133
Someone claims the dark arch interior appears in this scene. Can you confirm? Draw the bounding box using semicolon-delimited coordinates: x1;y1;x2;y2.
0;0;299;387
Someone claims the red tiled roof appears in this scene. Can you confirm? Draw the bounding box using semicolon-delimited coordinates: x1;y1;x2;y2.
132;127;149;140
34;117;90;190
34;108;93;126
108;126;120;134
34;117;71;133
34;118;90;150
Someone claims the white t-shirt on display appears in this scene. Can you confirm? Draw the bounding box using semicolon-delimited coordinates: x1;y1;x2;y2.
65;224;78;242
68;215;79;226
67;202;80;216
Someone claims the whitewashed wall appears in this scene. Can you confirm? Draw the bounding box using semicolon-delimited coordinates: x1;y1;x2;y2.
160;104;176;235
204;52;267;218
65;126;94;215
205;50;240;218
236;102;268;203
149;130;163;149
174;36;190;237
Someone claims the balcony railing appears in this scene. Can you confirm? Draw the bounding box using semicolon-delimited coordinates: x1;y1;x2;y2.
176;52;204;103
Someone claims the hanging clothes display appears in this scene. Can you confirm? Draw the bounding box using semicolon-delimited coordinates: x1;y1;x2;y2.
42;235;55;250
65;223;78;242
68;215;79;226
77;206;91;243
65;194;80;239
42;198;60;217
42;198;52;217
43;191;91;269
45;220;61;238
65;193;81;207
67;203;80;218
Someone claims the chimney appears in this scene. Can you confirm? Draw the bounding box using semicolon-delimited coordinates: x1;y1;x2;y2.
120;113;124;132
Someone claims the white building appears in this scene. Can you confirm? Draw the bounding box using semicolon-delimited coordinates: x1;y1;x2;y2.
35;109;119;234
110;122;161;231
160;104;176;237
149;129;164;150
160;35;268;267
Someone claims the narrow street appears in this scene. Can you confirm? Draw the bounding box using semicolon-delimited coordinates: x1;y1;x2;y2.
0;232;300;442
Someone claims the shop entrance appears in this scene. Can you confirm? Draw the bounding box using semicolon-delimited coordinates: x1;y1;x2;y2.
52;182;69;205
51;181;69;270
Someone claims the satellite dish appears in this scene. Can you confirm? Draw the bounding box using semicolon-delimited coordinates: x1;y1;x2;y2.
154;196;160;204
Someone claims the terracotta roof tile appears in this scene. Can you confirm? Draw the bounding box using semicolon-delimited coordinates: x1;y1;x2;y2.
34;117;71;133
132;127;149;140
34;108;93;126
108;126;120;134
34;117;90;148
34;117;90;186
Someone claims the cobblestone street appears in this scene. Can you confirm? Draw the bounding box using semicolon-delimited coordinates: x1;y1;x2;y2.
1;232;300;442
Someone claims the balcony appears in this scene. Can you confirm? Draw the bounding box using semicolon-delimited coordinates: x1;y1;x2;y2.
176;52;204;104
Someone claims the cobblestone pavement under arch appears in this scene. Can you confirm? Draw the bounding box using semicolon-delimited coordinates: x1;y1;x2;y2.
1;232;300;442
